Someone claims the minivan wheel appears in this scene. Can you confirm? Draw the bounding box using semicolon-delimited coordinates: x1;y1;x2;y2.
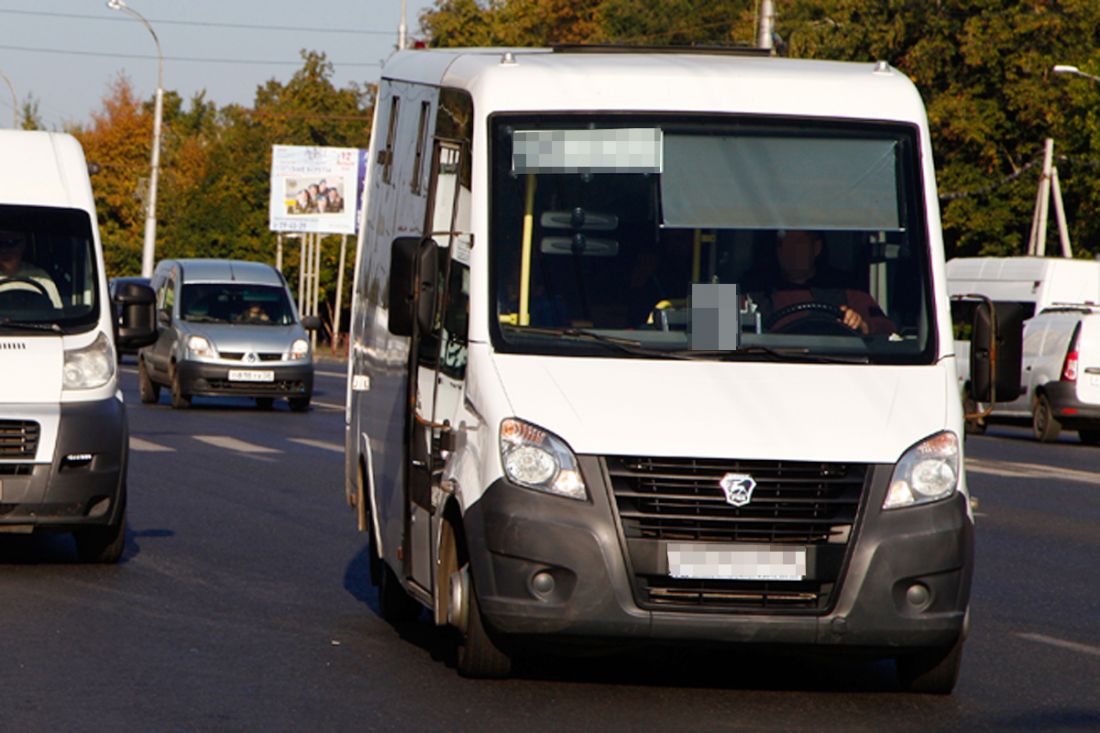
1033;395;1061;442
170;368;191;409
73;495;126;564
1079;429;1100;446
289;395;311;412
138;359;160;404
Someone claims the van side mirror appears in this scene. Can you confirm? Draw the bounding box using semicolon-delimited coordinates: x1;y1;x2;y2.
115;283;158;349
301;315;321;331
388;236;439;337
970;300;1025;403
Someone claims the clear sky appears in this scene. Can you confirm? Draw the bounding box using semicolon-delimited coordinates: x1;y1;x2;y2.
0;0;437;129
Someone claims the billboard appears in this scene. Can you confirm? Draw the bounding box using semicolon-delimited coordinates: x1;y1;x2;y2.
269;145;361;235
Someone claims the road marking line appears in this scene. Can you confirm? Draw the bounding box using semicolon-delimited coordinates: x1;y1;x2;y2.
1017;632;1100;658
315;369;346;378
288;437;344;453
312;400;344;411
130;436;175;452
966;457;1100;486
193;435;281;454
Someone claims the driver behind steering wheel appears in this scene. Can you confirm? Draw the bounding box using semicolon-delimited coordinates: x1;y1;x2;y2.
0;230;63;309
752;229;893;336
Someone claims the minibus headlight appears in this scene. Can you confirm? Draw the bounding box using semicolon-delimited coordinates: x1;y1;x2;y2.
187;335;216;358
883;431;960;509
500;418;587;500
63;332;115;391
289;338;310;361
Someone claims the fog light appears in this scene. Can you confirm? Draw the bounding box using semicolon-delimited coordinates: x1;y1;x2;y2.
906;583;931;609
530;570;556;598
63;453;94;469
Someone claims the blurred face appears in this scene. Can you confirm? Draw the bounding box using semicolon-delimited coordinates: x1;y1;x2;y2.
0;235;25;275
776;230;821;283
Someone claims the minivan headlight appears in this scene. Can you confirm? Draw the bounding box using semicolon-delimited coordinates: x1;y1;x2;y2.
187;335;216;358
289;338;310;361
499;418;587;500
63;332;115;391
883;431;960;509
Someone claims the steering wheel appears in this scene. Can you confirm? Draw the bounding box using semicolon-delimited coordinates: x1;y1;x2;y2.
0;276;51;297
764;301;859;335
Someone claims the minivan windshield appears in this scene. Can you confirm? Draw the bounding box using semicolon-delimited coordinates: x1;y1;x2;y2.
490;116;934;364
0;205;99;332
179;283;295;326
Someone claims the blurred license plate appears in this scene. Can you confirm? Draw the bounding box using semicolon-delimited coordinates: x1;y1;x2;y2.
228;369;274;383
667;542;806;581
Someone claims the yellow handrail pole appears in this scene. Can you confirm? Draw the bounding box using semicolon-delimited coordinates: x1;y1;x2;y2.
519;173;536;326
692;229;702;282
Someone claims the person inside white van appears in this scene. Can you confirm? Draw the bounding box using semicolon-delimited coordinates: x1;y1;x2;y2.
751;229;893;336
0;229;63;308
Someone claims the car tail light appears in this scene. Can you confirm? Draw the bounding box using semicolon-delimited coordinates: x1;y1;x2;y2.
1061;324;1082;382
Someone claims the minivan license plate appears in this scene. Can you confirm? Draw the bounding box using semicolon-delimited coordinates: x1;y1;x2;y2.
667;542;806;581
228;369;275;383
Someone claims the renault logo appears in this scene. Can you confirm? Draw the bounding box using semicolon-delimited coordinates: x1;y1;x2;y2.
719;472;756;507
246;352;257;363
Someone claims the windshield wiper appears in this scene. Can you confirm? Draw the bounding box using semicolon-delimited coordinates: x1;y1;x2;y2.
671;345;870;364
0;318;62;333
502;325;699;360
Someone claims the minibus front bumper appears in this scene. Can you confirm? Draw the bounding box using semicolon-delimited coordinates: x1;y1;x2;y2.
0;398;127;531
463;457;972;654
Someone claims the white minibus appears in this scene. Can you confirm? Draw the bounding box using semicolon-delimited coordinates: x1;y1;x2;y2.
344;47;1008;693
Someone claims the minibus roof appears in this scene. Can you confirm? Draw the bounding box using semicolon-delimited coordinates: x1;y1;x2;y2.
0;130;96;213
380;47;927;125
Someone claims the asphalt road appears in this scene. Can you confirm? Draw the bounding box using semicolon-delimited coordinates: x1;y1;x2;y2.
1;367;1098;732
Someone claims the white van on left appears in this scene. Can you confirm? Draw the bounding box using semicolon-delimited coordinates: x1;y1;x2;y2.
0;130;156;562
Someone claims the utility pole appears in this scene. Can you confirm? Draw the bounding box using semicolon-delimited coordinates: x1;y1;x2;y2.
1027;138;1072;258
757;0;775;54
398;0;407;50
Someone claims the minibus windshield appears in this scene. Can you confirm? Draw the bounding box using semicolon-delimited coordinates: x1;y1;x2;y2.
0;205;99;332
180;283;295;325
490;116;935;364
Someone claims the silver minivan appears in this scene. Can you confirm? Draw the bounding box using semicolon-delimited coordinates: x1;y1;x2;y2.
138;259;318;411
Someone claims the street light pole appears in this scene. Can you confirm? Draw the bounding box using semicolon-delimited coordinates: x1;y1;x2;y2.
1053;64;1100;85
0;70;16;128
108;0;163;278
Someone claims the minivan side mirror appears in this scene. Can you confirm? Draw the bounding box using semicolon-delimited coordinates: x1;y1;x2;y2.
388;236;439;337
301;315;321;331
115;283;159;349
970;299;1025;403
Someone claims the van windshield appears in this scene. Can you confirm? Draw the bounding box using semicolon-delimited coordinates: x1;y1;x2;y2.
490;116;935;364
0;205;99;332
180;283;295;326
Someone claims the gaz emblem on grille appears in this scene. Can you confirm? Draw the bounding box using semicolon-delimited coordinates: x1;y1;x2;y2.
719;472;756;507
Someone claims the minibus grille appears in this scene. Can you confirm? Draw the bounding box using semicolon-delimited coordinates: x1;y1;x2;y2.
605;455;868;613
0;420;40;459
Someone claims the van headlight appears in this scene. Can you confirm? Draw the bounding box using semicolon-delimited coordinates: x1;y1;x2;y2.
63;332;116;391
289;338;310;361
883;431;960;509
499;418;587;500
187;335;216;358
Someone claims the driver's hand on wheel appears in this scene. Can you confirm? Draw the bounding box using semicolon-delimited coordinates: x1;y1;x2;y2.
839;305;869;335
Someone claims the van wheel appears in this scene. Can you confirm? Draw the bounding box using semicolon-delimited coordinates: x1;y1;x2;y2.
456;571;513;678
1033;395;1061;442
73;495;126;564
896;633;965;694
170;367;191;409
138;359;160;404
288;395;311;412
1079;429;1100;446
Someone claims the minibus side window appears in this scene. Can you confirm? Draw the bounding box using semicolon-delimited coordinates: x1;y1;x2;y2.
381;96;400;185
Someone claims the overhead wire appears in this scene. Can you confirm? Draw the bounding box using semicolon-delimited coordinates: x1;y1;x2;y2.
0;8;392;36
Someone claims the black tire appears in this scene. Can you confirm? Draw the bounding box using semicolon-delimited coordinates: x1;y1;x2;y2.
896;634;965;694
1079;429;1100;446
1033;394;1061;442
138;359;160;404
170;366;191;409
73;496;126;564
456;572;513;679
255;397;274;410
288;395;311;413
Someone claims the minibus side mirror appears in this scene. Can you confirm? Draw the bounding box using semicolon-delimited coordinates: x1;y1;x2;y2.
300;315;321;331
970;300;1024;403
388;236;439;337
115;283;158;349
